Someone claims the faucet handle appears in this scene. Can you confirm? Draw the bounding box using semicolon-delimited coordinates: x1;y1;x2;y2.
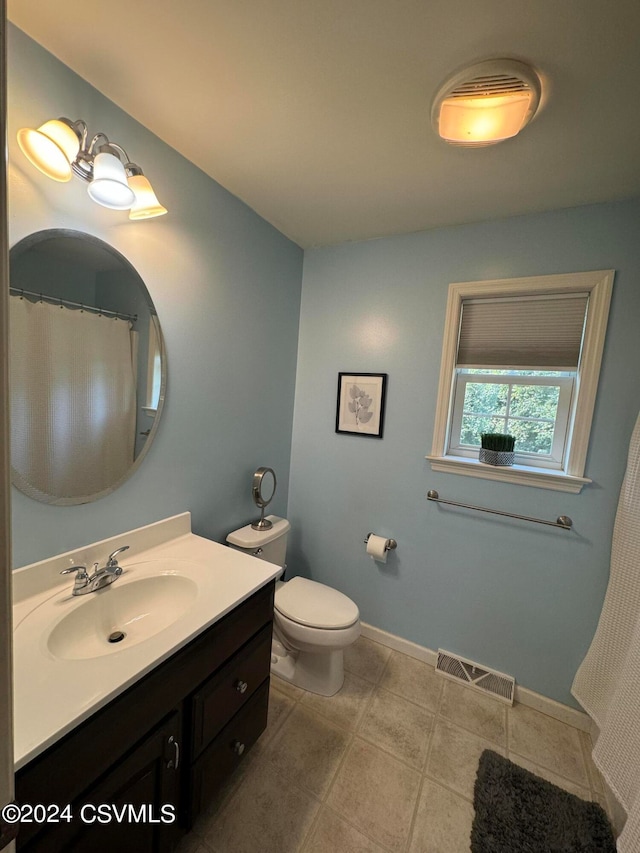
106;545;130;567
60;565;88;577
60;565;90;593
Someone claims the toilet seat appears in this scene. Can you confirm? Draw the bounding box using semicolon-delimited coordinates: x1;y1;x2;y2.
275;576;359;630
274;609;361;651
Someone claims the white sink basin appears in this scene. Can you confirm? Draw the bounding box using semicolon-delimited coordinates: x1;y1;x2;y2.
46;574;198;660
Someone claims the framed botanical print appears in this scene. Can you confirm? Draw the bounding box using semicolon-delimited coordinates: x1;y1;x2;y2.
336;373;387;438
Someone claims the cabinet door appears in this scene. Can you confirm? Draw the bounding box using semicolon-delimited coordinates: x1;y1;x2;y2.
19;712;182;853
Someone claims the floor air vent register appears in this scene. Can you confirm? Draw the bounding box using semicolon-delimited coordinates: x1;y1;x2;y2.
436;649;515;705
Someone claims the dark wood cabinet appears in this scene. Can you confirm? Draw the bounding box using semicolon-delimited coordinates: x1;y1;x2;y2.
21;712;182;853
190;680;270;822
191;623;272;758
15;581;274;852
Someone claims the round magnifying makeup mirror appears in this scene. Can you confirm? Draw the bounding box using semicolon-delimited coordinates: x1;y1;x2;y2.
251;467;277;530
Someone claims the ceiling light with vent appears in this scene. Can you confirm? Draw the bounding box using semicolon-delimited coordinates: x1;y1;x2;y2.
432;59;542;147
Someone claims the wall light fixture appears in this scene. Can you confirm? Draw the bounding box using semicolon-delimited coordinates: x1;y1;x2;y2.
431;59;542;147
17;117;167;219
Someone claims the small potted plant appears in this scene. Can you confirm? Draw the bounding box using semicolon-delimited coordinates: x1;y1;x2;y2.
479;433;516;466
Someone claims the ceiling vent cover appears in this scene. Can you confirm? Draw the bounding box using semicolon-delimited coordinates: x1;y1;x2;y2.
432;59;542;147
436;648;515;705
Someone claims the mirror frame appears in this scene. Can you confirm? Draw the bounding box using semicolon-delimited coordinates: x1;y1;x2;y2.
252;466;277;509
9;228;167;505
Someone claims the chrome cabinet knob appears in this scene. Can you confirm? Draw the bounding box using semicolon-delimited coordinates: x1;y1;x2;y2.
233;740;245;756
235;680;248;694
252;548;263;557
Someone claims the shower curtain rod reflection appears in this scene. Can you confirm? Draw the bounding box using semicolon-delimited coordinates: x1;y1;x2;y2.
9;287;137;323
426;489;573;530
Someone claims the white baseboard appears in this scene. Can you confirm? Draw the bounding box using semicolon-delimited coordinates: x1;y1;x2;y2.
361;622;439;666
513;685;590;732
360;621;591;733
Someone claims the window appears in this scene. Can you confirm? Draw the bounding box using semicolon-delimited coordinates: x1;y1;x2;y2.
428;271;614;493
450;370;574;469
143;318;162;413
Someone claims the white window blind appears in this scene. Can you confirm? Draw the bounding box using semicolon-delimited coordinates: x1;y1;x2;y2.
457;293;589;369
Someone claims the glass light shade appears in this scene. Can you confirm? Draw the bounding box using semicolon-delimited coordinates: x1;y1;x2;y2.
128;174;168;220
438;92;532;145
87;152;136;209
17;120;80;182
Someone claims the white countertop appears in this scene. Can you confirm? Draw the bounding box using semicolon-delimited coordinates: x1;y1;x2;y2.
12;513;279;770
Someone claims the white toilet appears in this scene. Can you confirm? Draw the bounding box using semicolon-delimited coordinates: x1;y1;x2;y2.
226;516;360;696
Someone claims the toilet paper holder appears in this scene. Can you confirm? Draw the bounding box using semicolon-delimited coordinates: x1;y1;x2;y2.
364;533;397;552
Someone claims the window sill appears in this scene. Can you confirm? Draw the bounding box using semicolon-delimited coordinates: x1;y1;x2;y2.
141;407;157;416
426;455;591;493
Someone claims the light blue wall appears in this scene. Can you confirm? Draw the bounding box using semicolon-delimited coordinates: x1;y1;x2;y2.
10;24;640;707
288;199;640;706
8;25;304;567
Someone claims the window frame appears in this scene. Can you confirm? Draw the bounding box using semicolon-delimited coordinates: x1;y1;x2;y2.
427;270;614;493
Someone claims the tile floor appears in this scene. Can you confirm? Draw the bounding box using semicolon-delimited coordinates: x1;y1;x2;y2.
177;636;608;853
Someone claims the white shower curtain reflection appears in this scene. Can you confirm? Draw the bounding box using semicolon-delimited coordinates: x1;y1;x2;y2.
572;411;640;851
10;297;136;500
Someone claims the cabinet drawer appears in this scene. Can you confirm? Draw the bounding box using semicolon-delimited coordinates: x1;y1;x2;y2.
190;679;269;823
191;623;272;757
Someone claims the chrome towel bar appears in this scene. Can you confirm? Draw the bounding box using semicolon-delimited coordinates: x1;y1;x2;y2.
426;490;572;530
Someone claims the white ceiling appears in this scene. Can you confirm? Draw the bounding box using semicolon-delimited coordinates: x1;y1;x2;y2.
8;0;640;248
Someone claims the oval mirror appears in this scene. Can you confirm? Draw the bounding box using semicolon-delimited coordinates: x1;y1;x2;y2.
9;229;166;505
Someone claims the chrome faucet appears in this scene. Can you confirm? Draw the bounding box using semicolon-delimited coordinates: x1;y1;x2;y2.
60;545;130;596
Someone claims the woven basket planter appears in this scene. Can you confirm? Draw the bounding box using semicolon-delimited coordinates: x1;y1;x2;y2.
479;448;515;467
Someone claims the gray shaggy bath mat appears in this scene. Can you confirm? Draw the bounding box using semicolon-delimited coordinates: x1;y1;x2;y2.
471;749;616;853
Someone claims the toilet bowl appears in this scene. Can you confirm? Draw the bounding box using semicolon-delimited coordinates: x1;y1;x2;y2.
226;517;360;696
272;576;360;695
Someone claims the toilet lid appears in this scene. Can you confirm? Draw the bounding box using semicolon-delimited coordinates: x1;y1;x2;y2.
275;577;359;629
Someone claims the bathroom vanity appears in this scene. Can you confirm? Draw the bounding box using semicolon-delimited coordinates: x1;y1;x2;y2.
11;514;278;852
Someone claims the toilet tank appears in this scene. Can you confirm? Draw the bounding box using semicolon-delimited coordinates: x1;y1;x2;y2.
226;516;290;567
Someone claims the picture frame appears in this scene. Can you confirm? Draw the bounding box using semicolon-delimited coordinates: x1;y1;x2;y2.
336;373;387;438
